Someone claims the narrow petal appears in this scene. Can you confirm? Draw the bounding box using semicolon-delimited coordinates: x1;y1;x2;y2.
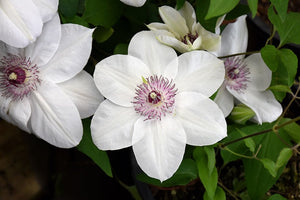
91;100;140;150
25;14;61;66
215;14;226;35
245;53;272;91
32;0;58;22
30;81;83;148
178;1;196;31
132;116;186;181
175;51;225;97
0;0;43;48
228;88;282;124
175;92;227;146
214;84;234;117
217;15;248;57
147;22;170;32
0;96;31;132
94;54;150;107
197;23;221;52
159;5;189;38
120;0;146;7
42;24;94;83
128;31;178;78
156;33;190;53
58;71;103;119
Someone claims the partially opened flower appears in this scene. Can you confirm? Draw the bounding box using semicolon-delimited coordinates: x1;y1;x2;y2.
147;1;222;53
120;0;146;7
0;14;102;148
214;15;282;123
0;0;58;48
91;31;227;181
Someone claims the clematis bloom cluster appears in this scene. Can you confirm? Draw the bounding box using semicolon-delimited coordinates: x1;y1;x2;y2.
91;31;227;181
0;14;102;148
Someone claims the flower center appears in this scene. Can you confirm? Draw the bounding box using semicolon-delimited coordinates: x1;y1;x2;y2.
133;75;177;120
0;55;40;101
181;32;198;45
224;57;250;92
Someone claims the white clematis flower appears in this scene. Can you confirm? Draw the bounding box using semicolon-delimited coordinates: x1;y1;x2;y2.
120;0;146;7
214;15;282;124
91;31;227;181
0;0;58;48
147;1;222;53
0;14;103;148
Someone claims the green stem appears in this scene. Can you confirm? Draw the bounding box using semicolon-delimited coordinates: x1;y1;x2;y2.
218;51;260;59
265;25;276;46
221;146;256;159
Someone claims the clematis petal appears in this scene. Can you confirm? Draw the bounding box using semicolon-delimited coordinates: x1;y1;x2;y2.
25;14;61;66
132;116;186;181
178;1;196;31
128;31;178;78
245;53;272;91
196;23;221;52
0;96;31;132
228;88;282;124
175;50;225;97
94;54;151;107
0;0;43;48
147;22;170;32
175;92;227;146
32;0;58;22
42;24;94;83
120;0;146;7
30;81;83;148
217;15;248;57
156;33;190;54
215;14;226;35
91;100;140;150
214;84;234;117
58;71;103;119
158;5;189;38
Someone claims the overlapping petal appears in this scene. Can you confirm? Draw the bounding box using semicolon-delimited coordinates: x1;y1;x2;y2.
120;0;146;7
214;85;234;117
32;0;58;22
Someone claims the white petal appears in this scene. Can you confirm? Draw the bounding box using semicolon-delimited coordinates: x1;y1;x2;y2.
91;100;140;150
32;0;58;22
25;14;61;66
196;23;221;52
178;1;196;31
175;92;227;146
159;5;189;38
42;24;94;83
132;116;186;181
120;0;146;7
128;31;178;77
30;81;83;148
245;53;272;91
218;15;248;57
58;71;103;119
215;14;226;35
94;54;151;107
214;84;234;117
228;88;282;124
0;0;43;48
155;31;191;53
175;51;225;97
0;96;31;132
147;22;170;32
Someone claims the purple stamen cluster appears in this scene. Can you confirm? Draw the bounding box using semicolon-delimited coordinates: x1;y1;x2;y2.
0;55;40;101
224;57;250;93
133;75;177;120
182;32;199;45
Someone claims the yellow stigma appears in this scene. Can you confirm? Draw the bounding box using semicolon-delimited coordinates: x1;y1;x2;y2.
234;69;240;74
150;92;157;99
8;72;17;80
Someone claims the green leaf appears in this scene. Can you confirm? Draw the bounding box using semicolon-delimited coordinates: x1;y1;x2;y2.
275;148;292;169
281;118;300;143
93;27;114;43
268;85;292;93
83;0;124;27
270;0;288;21
114;43;129;55
228;104;255;125
193;147;218;199
118;181;142;200
176;0;186;9
205;0;239;20
247;0;258;17
195;0;219;32
268;6;300;47
203;186;226;200
236;128;256;153
261;45;280;72
136;158;198;187
267;194;287;200
59;0;79;18
77;119;113;177
204;146;216;175
260;158;277;177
